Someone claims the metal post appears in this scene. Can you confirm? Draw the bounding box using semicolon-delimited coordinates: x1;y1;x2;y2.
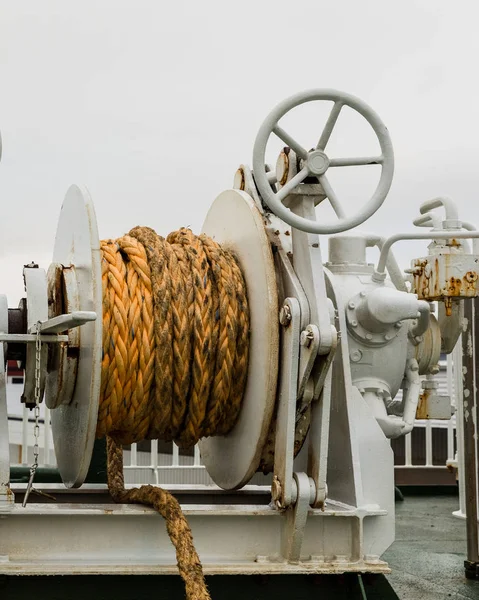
462;298;479;579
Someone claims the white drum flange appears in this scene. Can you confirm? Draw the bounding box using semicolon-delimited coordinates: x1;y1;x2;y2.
199;189;279;489
50;185;102;488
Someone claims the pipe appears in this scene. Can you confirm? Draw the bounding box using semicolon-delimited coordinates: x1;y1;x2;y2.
413;213;442;230
373;231;479;282
402;358;421;428
461;222;479;254
413;214;474;253
366;235;407;292
420;196;459;221
411;300;431;338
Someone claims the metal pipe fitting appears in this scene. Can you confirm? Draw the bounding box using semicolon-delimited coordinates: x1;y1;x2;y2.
373;230;479;282
410;300;431;338
420;196;459;221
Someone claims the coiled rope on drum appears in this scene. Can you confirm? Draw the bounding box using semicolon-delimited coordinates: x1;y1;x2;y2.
98;226;250;600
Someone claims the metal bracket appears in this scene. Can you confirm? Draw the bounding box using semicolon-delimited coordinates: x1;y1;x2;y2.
30;311;96;334
281;472;314;563
290;195;334;355
272;297;301;509
274;244;309;330
308;367;333;508
298;324;320;400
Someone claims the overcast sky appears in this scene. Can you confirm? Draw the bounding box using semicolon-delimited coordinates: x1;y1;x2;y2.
1;1;478;303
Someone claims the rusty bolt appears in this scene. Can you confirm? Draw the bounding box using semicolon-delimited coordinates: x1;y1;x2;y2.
300;328;314;347
276;148;290;186
279;305;292;326
271;476;283;510
233;167;245;191
466;271;478;283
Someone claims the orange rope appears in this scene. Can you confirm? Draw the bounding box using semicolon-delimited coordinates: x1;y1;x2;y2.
96;226;250;600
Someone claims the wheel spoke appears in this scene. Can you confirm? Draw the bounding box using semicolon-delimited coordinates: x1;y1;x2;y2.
276;166;310;202
273;126;308;160
316;101;343;151
329;156;383;167
318;175;346;218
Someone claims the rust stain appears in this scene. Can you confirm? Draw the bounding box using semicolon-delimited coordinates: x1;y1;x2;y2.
235;167;245;191
416;390;431;419
413;254;479;302
444;297;452;317
278;148;290;186
448;276;462;296
433;258;439;297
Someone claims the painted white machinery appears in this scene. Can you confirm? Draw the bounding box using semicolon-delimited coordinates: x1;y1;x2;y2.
0;89;478;575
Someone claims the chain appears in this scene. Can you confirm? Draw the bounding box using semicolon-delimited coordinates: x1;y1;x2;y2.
22;321;42;507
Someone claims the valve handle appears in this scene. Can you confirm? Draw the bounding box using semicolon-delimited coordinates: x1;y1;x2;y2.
252;89;395;234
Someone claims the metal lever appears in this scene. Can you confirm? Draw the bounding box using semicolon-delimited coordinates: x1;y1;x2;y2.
22;467;37;507
29;311;97;334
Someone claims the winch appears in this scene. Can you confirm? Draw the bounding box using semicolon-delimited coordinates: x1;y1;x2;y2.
0;89;477;593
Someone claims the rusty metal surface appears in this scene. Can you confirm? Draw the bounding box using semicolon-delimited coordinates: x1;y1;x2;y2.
45;263;80;409
462;298;479;564
412;253;479;302
415;389;451;420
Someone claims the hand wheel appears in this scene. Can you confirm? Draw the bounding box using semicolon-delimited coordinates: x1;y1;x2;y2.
252;89;394;234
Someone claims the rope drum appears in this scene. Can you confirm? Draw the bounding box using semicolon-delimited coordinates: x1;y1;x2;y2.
98;226;250;446
96;225;250;600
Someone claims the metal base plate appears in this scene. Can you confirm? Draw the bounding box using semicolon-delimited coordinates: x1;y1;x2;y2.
0;494;390;576
199;189;279;489
50;185;102;488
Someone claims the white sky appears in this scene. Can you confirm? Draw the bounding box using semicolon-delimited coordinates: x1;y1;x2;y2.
1;1;479;303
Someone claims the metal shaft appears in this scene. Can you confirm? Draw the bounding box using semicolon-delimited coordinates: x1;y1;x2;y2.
462;298;479;576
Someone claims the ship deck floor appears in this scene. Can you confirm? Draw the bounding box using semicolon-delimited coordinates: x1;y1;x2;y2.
384;491;478;599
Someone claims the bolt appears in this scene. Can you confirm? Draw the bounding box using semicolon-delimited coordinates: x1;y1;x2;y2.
300;329;314;347
415;335;423;344
348;301;356;309
430;365;440;375
271;476;283;510
350;349;362;362
279;305;292;326
359;291;366;298
233;167;245;191
384;333;393;341
276;149;290;186
395;321;403;329
350;319;358;327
